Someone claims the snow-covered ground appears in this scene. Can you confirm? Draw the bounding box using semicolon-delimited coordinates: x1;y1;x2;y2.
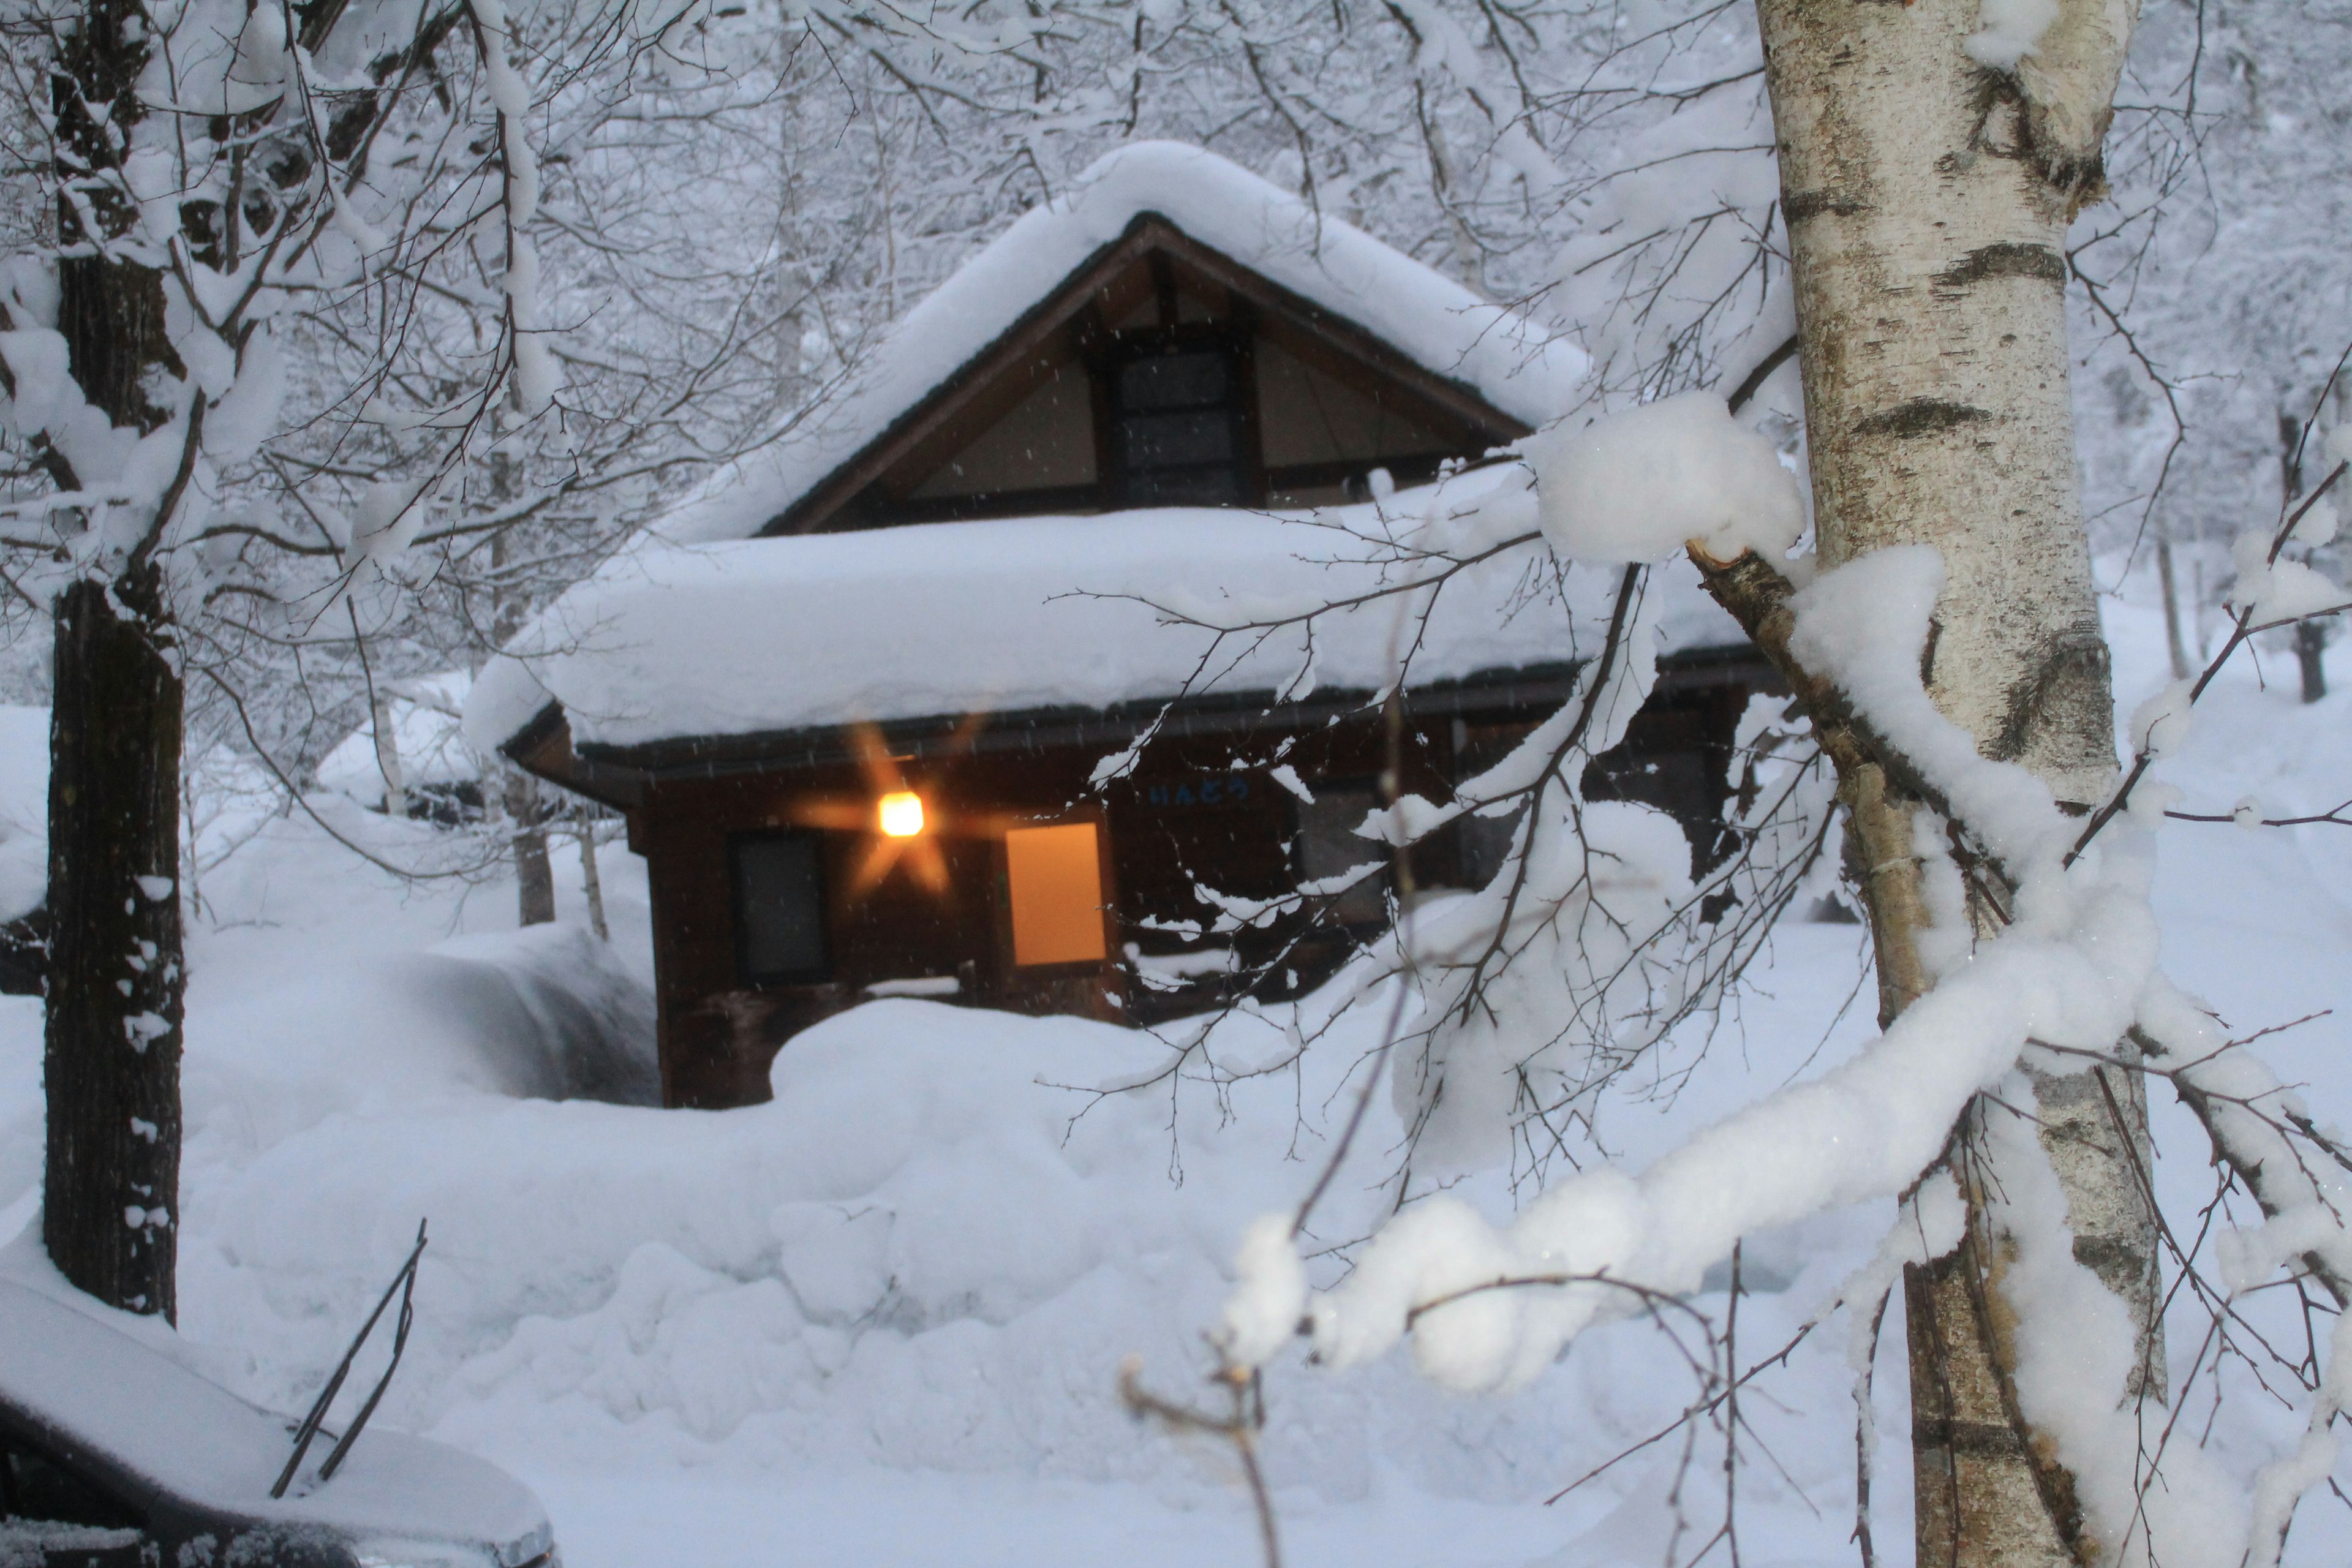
4;582;2351;1566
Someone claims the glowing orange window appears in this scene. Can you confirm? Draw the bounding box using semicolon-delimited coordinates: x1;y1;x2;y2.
1005;823;1109;968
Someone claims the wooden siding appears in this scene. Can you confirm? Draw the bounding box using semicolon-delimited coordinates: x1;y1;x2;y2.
627;670;1771;1109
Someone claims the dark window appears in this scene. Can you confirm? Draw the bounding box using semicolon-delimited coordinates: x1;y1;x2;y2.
1113;349;1243;507
1119;410;1232;470
731;833;829;985
1121;352;1227;410
1293;783;1390;927
1127;466;1240;507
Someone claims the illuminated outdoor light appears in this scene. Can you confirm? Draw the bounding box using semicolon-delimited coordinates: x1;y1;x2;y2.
877;791;925;838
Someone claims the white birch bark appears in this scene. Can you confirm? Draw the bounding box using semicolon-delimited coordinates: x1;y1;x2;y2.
578;805;609;941
1754;0;2152;1561
371;691;409;820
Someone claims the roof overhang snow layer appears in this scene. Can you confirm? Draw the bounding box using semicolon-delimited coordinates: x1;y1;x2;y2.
464;478;1746;758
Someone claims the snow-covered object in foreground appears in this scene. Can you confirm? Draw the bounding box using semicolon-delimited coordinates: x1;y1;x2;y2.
1966;0;2062;68
2130;679;2195;759
1525;393;1805;565
1787;546;2073;867
0;1274;553;1566
465;488;1743;754
1215;1215;1308;1370
653;141;1585;549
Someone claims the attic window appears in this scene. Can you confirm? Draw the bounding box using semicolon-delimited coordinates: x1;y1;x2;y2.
1114;349;1243;507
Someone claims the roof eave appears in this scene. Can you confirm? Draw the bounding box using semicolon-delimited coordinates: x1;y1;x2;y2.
502;701;647;811
567;645;1778;787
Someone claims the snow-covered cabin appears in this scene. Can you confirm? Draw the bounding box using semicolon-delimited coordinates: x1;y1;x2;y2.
467;143;1771;1109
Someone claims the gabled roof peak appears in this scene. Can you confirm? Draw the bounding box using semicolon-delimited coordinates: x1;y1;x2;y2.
654;141;1587;547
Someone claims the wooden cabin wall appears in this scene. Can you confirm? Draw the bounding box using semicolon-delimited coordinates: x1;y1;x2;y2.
1102;717;1458;1018
629;672;1766;1109
635;748;1123;1109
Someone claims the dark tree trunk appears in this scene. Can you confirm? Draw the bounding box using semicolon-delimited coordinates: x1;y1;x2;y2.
43;0;191;1317
2296;619;2328;703
2283;417;2327;704
45;573;185;1321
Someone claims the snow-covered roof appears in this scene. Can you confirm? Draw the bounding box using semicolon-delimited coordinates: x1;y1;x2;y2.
655;141;1587;548
464;474;1746;756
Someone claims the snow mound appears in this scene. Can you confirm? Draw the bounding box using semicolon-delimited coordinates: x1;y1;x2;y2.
404;925;660;1106
187;920;657;1133
164;989;1877;1515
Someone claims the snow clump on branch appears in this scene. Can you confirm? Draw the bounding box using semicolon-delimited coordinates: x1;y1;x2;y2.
2230;530;2347;628
1216;535;2318;1561
1524;393;1804;565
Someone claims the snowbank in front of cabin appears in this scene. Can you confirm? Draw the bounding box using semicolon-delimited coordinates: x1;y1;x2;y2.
655;141;1586;550
149;981;1889;1541
465;491;1746;753
187;909;658;1119
0;782;1888;1564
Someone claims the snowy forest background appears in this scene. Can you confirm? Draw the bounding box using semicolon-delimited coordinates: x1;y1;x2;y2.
1;0;2342;813
1;0;2350;1562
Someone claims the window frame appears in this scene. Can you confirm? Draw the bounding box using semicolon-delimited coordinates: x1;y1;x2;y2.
997;815;1117;975
728;829;834;989
0;1435;149;1534
1105;331;1254;507
1289;776;1393;930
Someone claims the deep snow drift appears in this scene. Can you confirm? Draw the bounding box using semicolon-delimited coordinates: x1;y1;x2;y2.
2;589;2351;1566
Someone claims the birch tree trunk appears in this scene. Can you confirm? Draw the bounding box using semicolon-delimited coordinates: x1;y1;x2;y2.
488;426;556;926
372;690;409;817
577;807;609;941
1753;0;2156;1560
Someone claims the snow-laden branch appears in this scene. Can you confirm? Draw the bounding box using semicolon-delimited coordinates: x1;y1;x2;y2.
464;0;562;417
1209;391;2352;1562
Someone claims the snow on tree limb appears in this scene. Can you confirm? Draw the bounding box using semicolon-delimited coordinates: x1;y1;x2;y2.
1216;516;2352;1561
